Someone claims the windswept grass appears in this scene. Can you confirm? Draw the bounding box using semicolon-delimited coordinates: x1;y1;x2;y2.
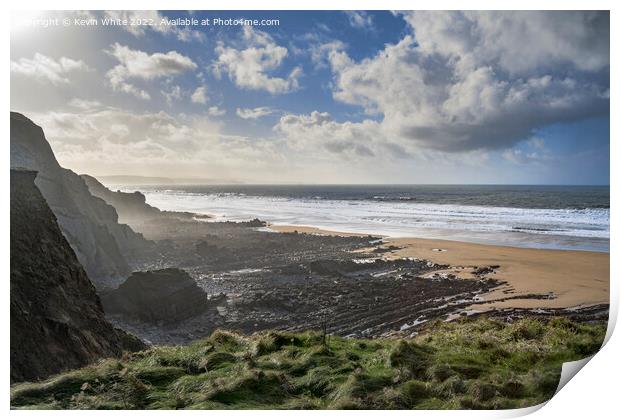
11;317;606;410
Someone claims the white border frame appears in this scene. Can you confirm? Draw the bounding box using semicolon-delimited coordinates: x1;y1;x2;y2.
3;2;616;419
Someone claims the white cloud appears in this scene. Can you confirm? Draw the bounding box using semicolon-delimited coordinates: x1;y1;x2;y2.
502;148;552;165
344;11;374;30
29;107;284;180
106;43;197;100
274;110;504;173
404;11;610;75
309;40;346;68
213;27;302;94
11;53;89;85
104;10;205;42
207;106;226;117
236;107;274;120
109;123;130;138
307;11;609;154
68;98;103;110
528;138;546;150
191;86;208;104
161;85;183;105
502;137;553;165
274;111;381;157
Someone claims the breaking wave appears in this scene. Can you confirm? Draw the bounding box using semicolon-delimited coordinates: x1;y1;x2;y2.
128;187;609;252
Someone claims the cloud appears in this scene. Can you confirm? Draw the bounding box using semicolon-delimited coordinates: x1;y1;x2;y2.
274;111;381;157
501;138;554;165
10;53;89;85
213;27;302;94
236;107;275;120
68;98;103;110
191;86;208;104
344;11;374;30
309;40;346;68
161;85;182;105
104;10;205;42
403;11;609;74
8;11;610;184
29;107;283;179
207;106;226;117
303;11;610;154
106;43;197;100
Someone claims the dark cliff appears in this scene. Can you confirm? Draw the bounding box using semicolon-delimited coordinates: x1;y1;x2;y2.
10;170;146;383
10;112;151;289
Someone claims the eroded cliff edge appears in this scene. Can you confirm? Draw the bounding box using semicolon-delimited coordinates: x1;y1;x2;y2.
10;169;146;383
10;112;151;289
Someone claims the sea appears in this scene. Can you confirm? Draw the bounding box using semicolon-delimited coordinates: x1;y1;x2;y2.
112;184;610;252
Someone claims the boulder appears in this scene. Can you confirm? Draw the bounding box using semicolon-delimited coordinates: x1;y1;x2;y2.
101;268;211;324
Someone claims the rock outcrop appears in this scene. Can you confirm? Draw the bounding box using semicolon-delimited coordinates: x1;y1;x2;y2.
10;112;151;289
100;268;213;324
80;174;162;226
10;169;146;383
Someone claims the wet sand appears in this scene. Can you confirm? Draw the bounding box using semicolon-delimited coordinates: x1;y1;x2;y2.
270;225;609;310
268;224;369;237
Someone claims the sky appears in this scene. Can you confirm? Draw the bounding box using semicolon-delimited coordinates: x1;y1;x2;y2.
10;11;610;184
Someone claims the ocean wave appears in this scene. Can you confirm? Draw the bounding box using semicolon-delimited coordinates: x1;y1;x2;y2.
124;187;610;251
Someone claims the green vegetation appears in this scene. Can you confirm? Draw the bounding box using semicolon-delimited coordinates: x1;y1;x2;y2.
11;317;606;410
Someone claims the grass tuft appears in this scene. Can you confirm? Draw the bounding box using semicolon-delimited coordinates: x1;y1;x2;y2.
11;317;606;410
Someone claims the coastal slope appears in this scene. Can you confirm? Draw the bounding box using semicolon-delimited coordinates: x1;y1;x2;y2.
10;169;145;383
10;112;151;289
10;318;606;409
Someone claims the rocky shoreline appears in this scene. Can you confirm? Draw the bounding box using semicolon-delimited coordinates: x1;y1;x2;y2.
101;206;609;345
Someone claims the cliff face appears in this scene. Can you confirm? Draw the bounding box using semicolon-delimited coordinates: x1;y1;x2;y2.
10;112;150;289
10;170;146;383
80;174;162;227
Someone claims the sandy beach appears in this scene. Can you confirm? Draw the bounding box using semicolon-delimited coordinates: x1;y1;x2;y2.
270;225;609;311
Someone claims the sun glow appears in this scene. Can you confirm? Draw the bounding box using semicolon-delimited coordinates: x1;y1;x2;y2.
10;11;55;38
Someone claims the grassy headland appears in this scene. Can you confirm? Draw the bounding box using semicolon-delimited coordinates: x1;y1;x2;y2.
11;317;606;410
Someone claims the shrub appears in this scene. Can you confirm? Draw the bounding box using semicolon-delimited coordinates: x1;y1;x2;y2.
296;366;334;397
401;379;433;406
500;380;526;398
388;340;430;378
510;319;545;340
208;330;245;351
430;364;455;382
470;381;497;403
200;352;237;371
